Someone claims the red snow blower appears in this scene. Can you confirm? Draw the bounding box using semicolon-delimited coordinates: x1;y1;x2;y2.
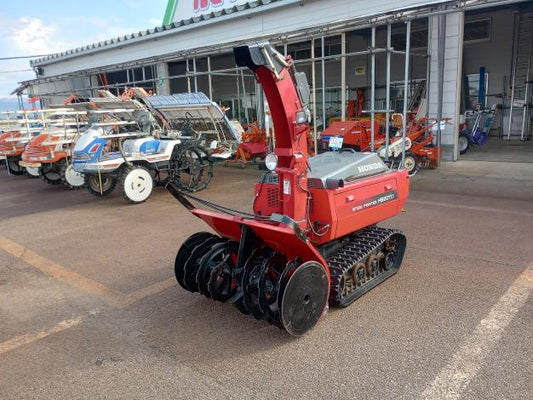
167;42;410;336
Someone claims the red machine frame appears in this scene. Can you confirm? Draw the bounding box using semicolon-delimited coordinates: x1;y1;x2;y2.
168;42;410;335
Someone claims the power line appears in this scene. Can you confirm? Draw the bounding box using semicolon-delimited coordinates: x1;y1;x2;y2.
0;69;34;73
0;55;50;61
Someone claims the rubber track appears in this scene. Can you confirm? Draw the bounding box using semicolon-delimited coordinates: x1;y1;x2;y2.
327;226;405;308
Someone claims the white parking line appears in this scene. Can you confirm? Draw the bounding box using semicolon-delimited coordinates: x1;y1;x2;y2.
0;236;176;308
0;317;82;355
420;264;533;400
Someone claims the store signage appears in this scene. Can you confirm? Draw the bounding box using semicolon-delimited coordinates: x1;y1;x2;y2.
172;0;253;22
195;0;223;12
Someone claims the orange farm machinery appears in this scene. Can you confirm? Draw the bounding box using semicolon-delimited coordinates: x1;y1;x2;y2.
0;109;75;177
320;120;383;151
225;122;269;168
20;110;88;188
377;117;448;175
167;42;410;336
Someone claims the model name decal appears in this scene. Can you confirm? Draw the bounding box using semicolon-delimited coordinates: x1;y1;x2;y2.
357;162;382;173
352;191;397;212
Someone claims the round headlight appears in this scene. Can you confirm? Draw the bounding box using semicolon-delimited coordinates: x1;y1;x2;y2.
265;153;278;171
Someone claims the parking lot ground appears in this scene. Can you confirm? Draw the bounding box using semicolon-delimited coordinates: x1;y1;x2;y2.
1;160;532;399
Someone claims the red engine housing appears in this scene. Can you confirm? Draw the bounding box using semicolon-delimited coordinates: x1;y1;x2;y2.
253;169;409;245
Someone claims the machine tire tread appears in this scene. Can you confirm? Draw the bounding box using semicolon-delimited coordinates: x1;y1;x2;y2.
85;174;117;197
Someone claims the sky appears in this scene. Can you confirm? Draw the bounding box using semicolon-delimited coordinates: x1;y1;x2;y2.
0;0;168;99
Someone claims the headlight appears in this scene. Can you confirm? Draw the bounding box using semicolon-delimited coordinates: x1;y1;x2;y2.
295;109;309;124
265;153;278;171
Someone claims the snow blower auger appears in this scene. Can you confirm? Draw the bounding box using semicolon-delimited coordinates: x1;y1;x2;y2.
167;42;410;336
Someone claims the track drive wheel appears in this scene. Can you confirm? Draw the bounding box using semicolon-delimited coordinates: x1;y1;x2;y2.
85;174;117;197
119;165;154;204
280;261;329;336
6;157;24;176
40;164;62;185
60;163;85;189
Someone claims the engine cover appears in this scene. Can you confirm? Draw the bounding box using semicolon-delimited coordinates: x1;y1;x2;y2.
308;151;389;189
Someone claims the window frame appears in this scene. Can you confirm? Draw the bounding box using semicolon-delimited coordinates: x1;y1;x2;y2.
464;17;492;45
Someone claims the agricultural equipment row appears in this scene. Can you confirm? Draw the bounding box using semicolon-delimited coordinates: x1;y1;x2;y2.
320;115;449;175
1;90;240;203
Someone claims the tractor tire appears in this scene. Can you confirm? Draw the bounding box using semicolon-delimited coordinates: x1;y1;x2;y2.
402;153;419;176
25;166;40;178
6;157;24;176
40;164;62;185
60;163;85;190
85;174;117;197
458;131;471;155
119;165;154;204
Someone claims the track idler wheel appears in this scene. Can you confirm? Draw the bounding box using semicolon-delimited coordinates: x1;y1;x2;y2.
383;234;406;272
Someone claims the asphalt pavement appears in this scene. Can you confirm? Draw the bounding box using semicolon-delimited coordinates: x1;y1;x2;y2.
0;160;532;400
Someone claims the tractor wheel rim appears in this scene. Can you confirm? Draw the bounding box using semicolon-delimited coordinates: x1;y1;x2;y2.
89;175;112;192
124;168;153;202
26;167;40;177
65;165;84;187
404;157;416;172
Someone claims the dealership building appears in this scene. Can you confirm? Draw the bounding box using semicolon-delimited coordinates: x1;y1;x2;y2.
18;0;533;161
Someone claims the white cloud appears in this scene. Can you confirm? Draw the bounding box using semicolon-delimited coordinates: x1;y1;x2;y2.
0;6;166;98
7;17;73;55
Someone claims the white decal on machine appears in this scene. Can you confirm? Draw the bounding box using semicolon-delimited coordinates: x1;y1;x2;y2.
283;179;291;195
352;191;397;212
357;163;382;173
